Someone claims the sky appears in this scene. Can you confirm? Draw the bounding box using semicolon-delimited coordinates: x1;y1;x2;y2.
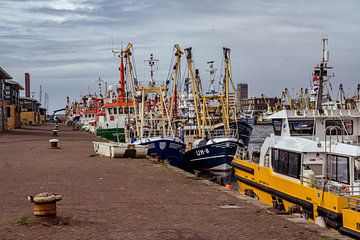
1;0;360;112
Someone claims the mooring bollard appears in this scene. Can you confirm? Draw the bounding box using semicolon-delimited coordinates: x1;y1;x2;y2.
28;192;62;216
53;129;58;136
49;139;59;149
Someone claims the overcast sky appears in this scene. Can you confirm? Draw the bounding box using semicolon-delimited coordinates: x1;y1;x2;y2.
1;0;360;111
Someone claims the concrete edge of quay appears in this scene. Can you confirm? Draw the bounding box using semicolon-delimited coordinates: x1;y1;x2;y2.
163;162;351;240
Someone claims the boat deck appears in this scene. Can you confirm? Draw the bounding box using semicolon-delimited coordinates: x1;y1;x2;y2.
0;124;347;239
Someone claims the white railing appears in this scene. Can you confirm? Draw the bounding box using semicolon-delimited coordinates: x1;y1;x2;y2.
344;194;360;211
207;128;238;139
141;129;173;138
300;175;360;196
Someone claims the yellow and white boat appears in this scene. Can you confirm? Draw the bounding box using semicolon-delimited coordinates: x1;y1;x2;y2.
232;118;360;239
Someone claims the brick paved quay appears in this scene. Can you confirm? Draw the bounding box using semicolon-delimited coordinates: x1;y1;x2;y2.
0;124;348;240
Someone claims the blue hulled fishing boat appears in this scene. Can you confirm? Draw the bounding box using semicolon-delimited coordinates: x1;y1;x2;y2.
182;47;249;174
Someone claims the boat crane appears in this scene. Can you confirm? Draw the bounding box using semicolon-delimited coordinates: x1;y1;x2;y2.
222;47;231;131
137;53;174;138
184;47;203;138
281;88;293;110
261;94;272;112
121;43;139;137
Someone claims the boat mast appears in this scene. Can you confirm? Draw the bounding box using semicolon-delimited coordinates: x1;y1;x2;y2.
122;43;139;137
138;53;173;138
206;61;217;94
168;44;183;122
184;47;202;138
223;47;231;131
119;52;126;102
112;47;126;102
316;38;331;111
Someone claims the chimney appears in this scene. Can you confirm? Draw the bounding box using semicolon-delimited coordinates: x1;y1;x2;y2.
25;73;30;98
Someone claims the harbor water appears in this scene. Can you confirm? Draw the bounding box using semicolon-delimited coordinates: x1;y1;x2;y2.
248;125;274;152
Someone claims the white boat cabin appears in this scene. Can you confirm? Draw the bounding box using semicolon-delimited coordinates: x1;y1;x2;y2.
252;134;360;196
99;105;136;129
269;109;360;145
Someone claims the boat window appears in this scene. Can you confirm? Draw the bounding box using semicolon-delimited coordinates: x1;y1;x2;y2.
325;119;353;135
124;107;129;114
272;119;282;136
130;107;134;114
328;155;349;184
119;107;123;114
307;164;323;176
113;107;117;114
288;152;301;178
288;120;314;136
279;150;289;174
271;148;279;171
108;108;113;115
355;158;360;181
271;148;301;179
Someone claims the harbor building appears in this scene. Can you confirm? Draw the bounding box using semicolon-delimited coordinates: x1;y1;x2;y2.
4;78;24;129
0;67;24;131
20;97;41;125
39;107;47;123
239;96;278;112
19;73;43;125
0;67;13;132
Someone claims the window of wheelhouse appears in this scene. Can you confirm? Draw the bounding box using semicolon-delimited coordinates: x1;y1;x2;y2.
271;148;301;179
272;119;282;136
327;155;349;184
355;158;360;182
124;107;129;114
325;119;353;135
113;107;117;114
108;108;113;115
288;120;314;136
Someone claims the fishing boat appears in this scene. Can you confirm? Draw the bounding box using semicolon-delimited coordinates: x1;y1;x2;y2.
182;47;248;174
131;49;185;167
79;96;103;133
240;108;255;125
231;39;360;239
96;44;138;143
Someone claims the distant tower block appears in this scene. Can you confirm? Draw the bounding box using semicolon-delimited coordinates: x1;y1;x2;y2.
237;83;248;100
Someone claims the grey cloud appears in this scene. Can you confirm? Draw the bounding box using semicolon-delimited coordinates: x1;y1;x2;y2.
1;0;360;111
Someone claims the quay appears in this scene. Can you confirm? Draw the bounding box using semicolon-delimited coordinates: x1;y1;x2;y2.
0;125;348;239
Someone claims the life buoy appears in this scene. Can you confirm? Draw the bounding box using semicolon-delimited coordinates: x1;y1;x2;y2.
342;184;350;194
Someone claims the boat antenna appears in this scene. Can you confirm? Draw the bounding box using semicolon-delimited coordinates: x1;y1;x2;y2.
144;53;159;86
315;38;332;111
206;61;217;94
